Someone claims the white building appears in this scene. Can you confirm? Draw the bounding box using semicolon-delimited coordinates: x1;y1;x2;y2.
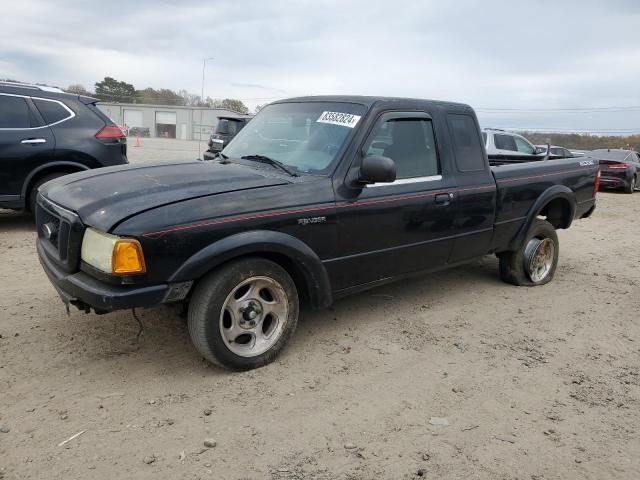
96;102;245;140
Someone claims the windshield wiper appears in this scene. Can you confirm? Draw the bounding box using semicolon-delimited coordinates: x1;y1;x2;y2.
241;154;299;177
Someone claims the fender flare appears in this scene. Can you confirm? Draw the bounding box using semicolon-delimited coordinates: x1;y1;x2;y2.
509;185;576;250
21;161;90;199
169;230;333;309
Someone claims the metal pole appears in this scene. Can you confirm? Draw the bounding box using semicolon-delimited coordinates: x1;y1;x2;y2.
198;57;214;160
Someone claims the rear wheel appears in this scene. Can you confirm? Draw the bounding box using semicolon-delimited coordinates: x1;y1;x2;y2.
188;258;299;370
499;219;559;286
28;173;66;214
626;175;637;194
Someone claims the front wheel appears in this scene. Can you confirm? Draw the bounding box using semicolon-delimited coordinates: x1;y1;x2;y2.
188;258;299;370
498;219;559;286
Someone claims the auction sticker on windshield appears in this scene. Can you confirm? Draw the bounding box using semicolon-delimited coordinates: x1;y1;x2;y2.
317;111;361;128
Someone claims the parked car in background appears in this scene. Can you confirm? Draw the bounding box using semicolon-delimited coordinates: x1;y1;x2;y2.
589;149;639;193
36;95;598;370
0;82;128;213
570;150;589;157
482;129;545;161
129;126;150;137
535;145;574;159
203;115;253;160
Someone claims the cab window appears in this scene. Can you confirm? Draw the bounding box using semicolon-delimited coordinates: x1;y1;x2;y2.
494;134;517;151
366;118;439;179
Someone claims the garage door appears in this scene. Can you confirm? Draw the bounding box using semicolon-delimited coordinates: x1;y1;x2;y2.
156;112;176;125
156;111;177;138
123;109;143;127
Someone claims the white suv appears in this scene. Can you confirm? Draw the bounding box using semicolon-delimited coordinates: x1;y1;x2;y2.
482;129;543;157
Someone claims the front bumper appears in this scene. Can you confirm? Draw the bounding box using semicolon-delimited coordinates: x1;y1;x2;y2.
37;239;170;313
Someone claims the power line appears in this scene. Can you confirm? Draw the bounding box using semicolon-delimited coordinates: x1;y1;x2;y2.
484;126;640;134
477;106;640;113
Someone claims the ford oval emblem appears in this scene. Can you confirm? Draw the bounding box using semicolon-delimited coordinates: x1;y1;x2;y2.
42;222;57;240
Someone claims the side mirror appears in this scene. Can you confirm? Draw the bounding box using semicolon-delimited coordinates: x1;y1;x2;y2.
359;155;396;184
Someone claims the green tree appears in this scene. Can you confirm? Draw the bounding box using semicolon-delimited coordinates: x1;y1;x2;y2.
94;77;135;103
134;87;184;105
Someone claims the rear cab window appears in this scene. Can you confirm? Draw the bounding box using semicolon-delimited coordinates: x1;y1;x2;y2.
216;119;240;135
447;114;485;172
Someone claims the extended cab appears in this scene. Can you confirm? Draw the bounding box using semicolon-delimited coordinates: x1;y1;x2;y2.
36;96;599;370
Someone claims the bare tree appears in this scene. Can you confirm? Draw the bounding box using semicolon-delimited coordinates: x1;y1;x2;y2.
65;84;92;96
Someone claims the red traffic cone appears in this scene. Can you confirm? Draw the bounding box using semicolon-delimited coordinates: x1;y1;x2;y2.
133;135;141;147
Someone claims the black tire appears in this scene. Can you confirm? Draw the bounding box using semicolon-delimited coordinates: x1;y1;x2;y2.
28;173;65;214
626;175;637;194
188;257;299;370
498;219;559;286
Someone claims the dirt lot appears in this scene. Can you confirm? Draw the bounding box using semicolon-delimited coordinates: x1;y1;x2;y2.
126;137;208;164
1;143;639;479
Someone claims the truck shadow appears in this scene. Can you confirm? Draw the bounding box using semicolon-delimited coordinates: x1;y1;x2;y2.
51;256;502;374
0;209;35;233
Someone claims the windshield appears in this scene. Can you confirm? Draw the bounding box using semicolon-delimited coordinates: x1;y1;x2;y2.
222;102;367;174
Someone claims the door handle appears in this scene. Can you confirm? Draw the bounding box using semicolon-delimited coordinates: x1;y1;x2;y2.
434;193;454;205
21;138;47;144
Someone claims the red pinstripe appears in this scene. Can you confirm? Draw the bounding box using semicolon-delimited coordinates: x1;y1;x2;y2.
142;166;591;238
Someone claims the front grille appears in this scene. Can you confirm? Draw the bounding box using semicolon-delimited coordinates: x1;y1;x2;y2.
36;196;84;273
37;207;61;250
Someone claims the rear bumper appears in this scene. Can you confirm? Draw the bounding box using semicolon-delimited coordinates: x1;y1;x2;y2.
600;173;631;189
37;239;170;313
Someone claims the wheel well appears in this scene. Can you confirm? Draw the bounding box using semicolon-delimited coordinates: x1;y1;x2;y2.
194;252;312;307
25;166;85;204
538;197;572;229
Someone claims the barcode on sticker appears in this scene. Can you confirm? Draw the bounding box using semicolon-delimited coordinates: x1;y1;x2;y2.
317;111;361;128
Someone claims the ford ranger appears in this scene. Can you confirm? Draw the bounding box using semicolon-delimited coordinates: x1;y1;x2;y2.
35;96;599;370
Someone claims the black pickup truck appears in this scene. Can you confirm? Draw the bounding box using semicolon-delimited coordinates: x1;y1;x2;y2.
36;96;599;370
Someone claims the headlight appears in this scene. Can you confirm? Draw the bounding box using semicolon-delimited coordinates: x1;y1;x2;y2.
81;228;146;275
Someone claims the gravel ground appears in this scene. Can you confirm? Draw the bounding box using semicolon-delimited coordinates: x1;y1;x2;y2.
126;137;204;163
1;142;639;479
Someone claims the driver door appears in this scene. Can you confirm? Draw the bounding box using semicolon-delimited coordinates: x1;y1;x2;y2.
330;112;457;291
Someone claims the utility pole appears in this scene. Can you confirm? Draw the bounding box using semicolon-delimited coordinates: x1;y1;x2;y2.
198;57;214;159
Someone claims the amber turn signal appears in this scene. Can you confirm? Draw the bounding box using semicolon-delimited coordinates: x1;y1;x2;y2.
112;240;146;274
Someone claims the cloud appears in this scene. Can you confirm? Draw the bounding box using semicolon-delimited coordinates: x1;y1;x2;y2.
2;0;639;132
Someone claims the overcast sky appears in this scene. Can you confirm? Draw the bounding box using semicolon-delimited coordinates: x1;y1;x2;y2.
2;0;639;133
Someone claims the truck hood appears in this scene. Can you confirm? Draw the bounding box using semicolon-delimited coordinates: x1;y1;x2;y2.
41;161;291;231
